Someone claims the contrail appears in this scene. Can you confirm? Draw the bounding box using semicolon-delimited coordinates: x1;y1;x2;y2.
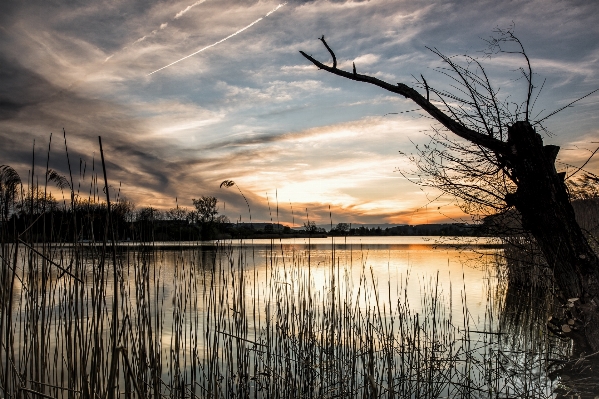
104;0;210;63
174;0;208;19
147;3;287;76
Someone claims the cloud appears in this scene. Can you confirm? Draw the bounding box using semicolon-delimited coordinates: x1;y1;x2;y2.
132;35;148;45
2;0;599;225
0;55;210;209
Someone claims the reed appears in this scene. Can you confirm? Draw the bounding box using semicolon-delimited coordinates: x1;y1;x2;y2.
0;234;567;397
0;150;568;398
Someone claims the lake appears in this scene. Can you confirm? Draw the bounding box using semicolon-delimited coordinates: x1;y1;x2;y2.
2;236;565;398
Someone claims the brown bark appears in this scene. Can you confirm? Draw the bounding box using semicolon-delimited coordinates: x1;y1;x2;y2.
300;41;599;352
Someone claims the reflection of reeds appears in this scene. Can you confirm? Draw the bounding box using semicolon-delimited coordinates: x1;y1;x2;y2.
0;230;568;398
195;245;463;397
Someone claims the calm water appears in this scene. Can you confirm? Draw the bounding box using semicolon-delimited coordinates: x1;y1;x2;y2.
154;236;502;329
5;236;563;397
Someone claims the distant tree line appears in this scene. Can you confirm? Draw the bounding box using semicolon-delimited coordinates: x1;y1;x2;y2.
0;186;506;242
4;165;594;243
0;183;235;242
328;222;485;237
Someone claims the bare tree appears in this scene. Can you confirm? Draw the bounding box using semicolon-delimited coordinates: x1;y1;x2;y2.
333;222;350;234
137;206;162;222
303;220;318;234
192;196;219;224
166;206;190;222
300;31;599;352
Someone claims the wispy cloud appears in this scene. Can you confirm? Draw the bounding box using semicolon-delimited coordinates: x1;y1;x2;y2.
108;0;211;62
2;0;599;224
132;35;148;45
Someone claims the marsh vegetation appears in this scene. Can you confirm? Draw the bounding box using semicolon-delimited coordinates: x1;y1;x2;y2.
0;235;575;399
0;159;579;398
0;139;598;398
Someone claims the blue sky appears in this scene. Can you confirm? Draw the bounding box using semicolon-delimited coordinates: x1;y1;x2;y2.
1;0;598;225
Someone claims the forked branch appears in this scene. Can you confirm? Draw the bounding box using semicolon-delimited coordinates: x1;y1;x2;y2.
300;38;509;155
319;35;337;69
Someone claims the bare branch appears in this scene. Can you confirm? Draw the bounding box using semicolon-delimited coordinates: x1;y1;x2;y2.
534;88;599;125
506;32;533;122
468;56;504;139
300;39;509;155
566;146;599;180
428;47;493;137
319;35;337;69
420;74;429;102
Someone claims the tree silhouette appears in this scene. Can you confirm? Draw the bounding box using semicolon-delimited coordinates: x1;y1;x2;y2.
192;196;219;224
192;196;220;240
301;31;599;352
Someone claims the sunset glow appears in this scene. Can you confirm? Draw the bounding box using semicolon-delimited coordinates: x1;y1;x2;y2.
1;0;598;225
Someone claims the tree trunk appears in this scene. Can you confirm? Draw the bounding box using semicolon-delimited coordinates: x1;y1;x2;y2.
506;121;599;352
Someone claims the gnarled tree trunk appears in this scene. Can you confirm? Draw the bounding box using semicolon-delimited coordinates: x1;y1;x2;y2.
506;121;599;352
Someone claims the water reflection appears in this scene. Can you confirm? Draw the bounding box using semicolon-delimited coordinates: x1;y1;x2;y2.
2;236;570;398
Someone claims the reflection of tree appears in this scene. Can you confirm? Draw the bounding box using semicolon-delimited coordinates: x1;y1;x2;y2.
196;245;219;272
496;272;559;347
491;272;571;394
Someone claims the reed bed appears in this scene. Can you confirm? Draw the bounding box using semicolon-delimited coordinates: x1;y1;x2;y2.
0;142;570;398
0;231;569;399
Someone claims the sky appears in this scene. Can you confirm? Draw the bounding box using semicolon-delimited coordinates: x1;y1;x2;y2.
1;0;598;227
